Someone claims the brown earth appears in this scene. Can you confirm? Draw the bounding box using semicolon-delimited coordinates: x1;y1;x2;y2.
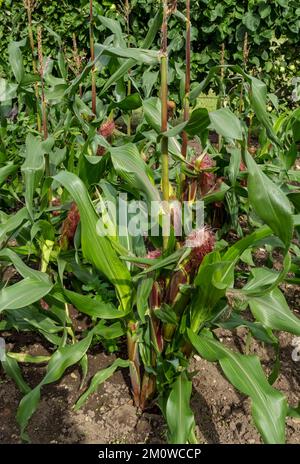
1;312;300;444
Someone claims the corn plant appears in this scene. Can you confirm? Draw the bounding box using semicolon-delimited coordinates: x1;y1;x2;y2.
0;2;300;445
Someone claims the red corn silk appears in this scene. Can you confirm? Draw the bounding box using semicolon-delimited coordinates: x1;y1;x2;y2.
239;161;247;171
99;119;115;138
60;202;80;249
40;299;50;310
146;249;162;260
185;227;215;272
166;228;215;303
97;119;116;156
198;154;216;196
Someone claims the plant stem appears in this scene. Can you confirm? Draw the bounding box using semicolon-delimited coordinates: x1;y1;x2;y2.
239;32;248;115
37;27;49;177
90;0;96;115
125;0;132;136
37;28;47;141
218;42;225;150
127;321;141;408
181;0;190;159
24;1;41;132
161;0;169;251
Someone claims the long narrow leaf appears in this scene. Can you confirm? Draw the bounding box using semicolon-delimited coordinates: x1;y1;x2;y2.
16;332;94;439
166;372;194;444
188;329;287;444
74;358;130;410
54;171;132;312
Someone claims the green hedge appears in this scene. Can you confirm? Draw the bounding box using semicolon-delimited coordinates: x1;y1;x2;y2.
1;0;299;100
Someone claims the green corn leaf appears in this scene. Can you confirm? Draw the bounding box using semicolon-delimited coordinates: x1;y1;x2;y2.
6;306;62;335
93;320;125;339
245;151;293;247
137;276;153;323
21;134;46;219
7;353;50;364
166;372;195;444
0;248;50;282
17;332;94;440
97;16;126;48
65;59;95;96
223;225;272;262
0;163;17;187
203;182;230;205
143;98;182;156
287;404;300;419
142;9;163;49
0;278;53;313
241;254;291;297
209;108;243;140
190;67;219;101
186;107;210;136
244;268;284;292
64;289;129;319
99;9;162;96
54;171;132;312
191;254;232;330
163;121;187;138
143;70;159;98
247;76;281;146
132;247;190;280
109;93;143;111
96;45;159;65
248;288;300;336
8;39;26;83
228;147;242;186
109;143;160;204
1;353;31;395
188;329;287;444
79;354;88;389
74;358;130;410
0;77;18;101
0;208;29;245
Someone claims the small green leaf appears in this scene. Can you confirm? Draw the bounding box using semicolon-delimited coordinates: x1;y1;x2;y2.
64;289;128;319
8;40;26;83
17;332;94;439
74;358;130;410
166;372;195;444
249;288;300;336
209;108;243;140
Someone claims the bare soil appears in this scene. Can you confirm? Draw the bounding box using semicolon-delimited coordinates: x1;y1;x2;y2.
1;301;300;444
